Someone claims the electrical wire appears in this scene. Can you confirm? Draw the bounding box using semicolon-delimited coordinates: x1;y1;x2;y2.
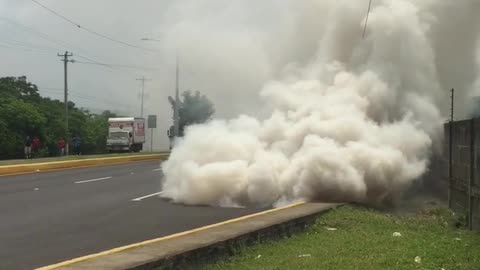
362;0;373;39
31;0;159;52
38;88;134;108
74;59;159;71
0;17;156;75
0;42;53;54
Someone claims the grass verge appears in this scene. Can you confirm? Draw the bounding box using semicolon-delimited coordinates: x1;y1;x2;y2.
0;152;167;166
204;204;480;270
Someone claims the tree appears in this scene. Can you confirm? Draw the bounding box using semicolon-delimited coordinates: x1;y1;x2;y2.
0;97;47;158
0;76;41;101
80;110;117;154
0;76;118;159
168;90;215;137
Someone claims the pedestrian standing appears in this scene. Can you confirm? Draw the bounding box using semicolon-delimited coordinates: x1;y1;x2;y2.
32;136;40;157
128;132;133;151
24;136;32;159
58;138;65;156
72;135;81;155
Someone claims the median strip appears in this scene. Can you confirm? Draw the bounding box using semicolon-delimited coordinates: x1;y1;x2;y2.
0;153;168;177
74;176;113;184
36;202;338;270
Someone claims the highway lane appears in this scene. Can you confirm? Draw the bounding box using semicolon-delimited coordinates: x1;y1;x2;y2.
0;160;264;270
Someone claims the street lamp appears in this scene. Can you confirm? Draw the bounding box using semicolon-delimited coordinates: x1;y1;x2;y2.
140;38;180;150
141;38;162;42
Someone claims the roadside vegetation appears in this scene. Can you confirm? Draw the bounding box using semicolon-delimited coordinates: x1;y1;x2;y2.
0;76;214;160
0;76;117;159
204;204;480;270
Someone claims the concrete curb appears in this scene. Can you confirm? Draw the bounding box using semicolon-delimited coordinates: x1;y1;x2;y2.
0;154;168;176
37;202;339;270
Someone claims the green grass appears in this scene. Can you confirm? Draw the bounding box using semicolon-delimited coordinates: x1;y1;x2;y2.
204;205;480;270
0;152;167;166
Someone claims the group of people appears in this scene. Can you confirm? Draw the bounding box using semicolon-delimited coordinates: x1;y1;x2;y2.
24;135;82;159
23;136;41;159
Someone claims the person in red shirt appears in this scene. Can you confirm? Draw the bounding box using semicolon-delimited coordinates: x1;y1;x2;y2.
58;138;66;156
32;137;40;157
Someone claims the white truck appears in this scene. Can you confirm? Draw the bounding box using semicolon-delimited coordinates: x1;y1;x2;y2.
106;117;145;152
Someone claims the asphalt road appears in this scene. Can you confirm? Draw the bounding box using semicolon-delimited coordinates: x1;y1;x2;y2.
0;160;264;270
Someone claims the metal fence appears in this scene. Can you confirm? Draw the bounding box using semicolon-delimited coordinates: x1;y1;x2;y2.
444;119;480;230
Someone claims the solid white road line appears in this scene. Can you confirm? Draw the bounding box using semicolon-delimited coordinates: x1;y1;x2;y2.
152;168;162;171
131;191;163;201
74;176;113;184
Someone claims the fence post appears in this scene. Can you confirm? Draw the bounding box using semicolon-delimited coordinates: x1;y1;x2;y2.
448;122;452;208
469;119;475;230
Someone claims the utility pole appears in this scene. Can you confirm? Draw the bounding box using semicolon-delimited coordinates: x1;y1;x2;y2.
448;88;454;208
136;76;151;117
58;51;74;156
174;56;180;139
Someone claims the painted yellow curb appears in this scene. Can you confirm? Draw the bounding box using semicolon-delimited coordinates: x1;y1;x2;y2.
36;201;306;270
0;154;169;176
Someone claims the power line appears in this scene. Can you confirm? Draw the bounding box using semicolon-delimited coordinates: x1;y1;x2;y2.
38;88;63;93
0;42;53;54
1;17;70;51
0;38;58;52
40;86;128;100
30;0;159;52
70;93;134;108
0;17;155;76
31;0;79;28
73;55;152;78
1;17;105;63
362;0;373;38
74;59;159;71
1;17;122;68
38;88;134;109
74;56;114;70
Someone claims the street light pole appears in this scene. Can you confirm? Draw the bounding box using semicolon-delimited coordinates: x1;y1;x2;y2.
141;37;162;42
140;38;180;146
136;76;151;118
174;56;180;139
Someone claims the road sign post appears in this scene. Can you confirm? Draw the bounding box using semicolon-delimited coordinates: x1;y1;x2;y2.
147;115;157;152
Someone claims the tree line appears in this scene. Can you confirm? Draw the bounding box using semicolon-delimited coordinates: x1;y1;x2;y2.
0;76;116;159
0;76;216;159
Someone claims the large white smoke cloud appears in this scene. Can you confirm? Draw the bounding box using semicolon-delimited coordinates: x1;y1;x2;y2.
161;0;480;207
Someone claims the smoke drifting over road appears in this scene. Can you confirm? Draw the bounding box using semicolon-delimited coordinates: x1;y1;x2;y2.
161;0;480;207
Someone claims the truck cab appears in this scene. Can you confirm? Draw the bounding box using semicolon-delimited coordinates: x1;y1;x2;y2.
106;117;145;153
107;130;131;152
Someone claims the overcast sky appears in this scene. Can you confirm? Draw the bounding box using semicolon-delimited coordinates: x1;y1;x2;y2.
4;0;478;150
0;0;326;150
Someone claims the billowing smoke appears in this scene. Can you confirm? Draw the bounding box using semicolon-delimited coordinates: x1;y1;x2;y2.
161;0;480;207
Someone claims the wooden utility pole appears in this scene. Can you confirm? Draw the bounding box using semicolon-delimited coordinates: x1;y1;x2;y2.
58;51;74;155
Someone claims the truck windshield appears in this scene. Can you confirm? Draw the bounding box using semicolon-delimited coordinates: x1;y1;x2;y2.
109;132;129;139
